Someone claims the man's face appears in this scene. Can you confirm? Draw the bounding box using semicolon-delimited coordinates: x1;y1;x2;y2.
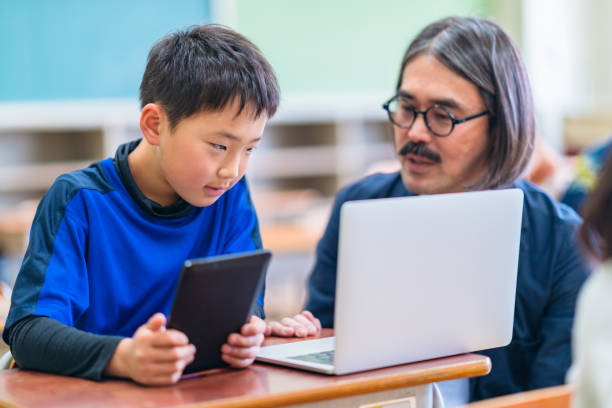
157;99;266;207
394;54;490;194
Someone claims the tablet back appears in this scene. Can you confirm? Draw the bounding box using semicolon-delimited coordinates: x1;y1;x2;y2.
168;249;271;374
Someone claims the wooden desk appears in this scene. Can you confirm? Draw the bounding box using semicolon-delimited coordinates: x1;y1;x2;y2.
0;330;490;408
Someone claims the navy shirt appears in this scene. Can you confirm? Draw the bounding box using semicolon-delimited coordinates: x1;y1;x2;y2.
305;172;591;401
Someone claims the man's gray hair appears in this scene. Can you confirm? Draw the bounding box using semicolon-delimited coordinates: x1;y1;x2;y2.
397;16;535;189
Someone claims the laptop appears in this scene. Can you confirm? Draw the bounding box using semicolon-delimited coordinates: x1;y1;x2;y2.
256;189;523;375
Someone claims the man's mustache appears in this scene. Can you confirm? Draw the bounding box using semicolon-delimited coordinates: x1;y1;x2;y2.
398;141;442;163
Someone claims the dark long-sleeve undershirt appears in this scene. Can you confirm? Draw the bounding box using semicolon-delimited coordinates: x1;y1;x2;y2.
7;316;123;380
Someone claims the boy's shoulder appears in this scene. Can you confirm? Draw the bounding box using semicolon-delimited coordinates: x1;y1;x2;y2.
56;160;114;192
43;159;115;208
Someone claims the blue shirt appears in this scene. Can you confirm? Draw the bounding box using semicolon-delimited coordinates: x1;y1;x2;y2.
306;172;591;401
5;140;264;341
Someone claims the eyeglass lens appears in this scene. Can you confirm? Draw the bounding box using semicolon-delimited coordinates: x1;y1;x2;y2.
387;99;454;136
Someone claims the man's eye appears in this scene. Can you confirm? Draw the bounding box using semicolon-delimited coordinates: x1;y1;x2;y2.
399;103;413;112
210;143;227;151
246;146;258;153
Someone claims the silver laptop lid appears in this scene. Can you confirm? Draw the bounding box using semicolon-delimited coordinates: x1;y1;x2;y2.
333;189;523;374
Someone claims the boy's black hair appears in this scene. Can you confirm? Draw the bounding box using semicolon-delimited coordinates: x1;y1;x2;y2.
140;24;280;129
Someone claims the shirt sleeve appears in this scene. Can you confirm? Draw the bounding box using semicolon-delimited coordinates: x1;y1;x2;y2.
8;315;122;380
304;191;345;328
4;178;91;338
526;221;591;389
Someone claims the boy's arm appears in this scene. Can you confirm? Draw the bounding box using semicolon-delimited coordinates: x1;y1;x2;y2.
8;315;122;380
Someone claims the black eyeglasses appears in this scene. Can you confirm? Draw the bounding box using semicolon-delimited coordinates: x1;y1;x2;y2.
382;95;489;137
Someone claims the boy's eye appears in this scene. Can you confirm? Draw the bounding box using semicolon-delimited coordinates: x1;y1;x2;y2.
246;146;258;153
210;143;227;151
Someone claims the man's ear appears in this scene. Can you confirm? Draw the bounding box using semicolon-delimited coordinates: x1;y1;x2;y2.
139;103;165;146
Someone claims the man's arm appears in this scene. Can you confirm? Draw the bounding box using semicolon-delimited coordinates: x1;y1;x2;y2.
265;190;346;337
303;192;344;328
526;227;591;389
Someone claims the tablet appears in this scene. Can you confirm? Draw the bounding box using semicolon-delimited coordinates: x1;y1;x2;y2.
167;249;271;374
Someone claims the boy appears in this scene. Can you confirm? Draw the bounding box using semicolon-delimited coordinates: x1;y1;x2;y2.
2;24;279;385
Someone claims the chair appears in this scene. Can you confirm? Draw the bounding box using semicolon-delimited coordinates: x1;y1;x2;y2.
0;351;14;369
465;385;572;408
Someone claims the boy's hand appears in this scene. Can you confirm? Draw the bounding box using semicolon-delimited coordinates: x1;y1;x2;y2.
105;313;196;385
264;310;322;338
221;315;266;368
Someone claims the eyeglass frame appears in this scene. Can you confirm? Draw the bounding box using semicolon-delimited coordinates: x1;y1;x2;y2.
382;95;490;137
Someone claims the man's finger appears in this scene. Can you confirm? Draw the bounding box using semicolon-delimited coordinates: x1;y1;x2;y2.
293;314;317;335
302;311;322;330
267;321;295;337
280;317;308;337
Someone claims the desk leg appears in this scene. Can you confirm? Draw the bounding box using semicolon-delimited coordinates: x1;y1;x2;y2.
288;383;443;408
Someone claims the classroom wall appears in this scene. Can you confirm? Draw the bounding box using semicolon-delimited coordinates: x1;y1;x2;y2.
233;0;492;98
0;1;495;103
0;0;211;101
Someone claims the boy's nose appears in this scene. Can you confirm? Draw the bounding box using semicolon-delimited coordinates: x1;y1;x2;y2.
218;155;240;179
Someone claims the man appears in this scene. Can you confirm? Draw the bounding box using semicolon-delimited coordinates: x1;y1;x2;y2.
266;17;591;402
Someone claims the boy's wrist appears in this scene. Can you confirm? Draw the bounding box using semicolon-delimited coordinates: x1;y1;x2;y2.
104;338;132;379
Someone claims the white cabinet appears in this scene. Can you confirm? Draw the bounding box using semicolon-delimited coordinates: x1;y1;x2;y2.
0;94;397;318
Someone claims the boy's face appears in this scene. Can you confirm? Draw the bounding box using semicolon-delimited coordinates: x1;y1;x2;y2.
157;99;266;207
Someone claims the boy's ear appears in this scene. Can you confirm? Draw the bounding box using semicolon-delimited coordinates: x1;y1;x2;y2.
139;103;165;146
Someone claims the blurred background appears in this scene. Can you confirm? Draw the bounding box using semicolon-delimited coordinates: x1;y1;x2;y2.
0;0;611;321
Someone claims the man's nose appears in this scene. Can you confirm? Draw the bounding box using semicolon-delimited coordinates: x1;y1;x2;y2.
404;113;434;145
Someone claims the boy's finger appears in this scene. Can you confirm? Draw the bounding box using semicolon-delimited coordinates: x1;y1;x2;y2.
221;352;255;368
227;332;264;347
150;329;190;347
221;344;259;360
146;313;167;331
241;317;266;336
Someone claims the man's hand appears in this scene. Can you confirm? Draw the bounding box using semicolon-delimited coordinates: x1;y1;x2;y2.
221;315;266;368
104;313;196;385
264;310;322;338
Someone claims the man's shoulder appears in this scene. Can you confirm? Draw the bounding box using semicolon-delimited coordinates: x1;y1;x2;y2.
515;178;582;228
337;172;403;202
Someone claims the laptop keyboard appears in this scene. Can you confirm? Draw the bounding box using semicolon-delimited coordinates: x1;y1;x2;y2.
289;350;334;365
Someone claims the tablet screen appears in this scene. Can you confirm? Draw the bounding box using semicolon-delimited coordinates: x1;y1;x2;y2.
167;249;271;374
